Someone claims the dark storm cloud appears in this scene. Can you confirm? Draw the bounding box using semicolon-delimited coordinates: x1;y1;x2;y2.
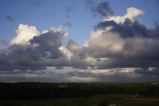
85;0;113;17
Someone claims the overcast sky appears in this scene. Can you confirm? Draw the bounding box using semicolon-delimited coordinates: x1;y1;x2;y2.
0;0;159;82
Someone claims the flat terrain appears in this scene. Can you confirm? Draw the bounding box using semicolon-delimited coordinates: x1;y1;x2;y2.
0;94;159;106
0;83;159;106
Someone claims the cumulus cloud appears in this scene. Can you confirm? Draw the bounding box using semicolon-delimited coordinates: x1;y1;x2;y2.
1;7;159;71
85;29;124;57
104;7;144;24
66;6;159;70
67;40;81;55
59;46;73;60
82;26;159;68
1;3;159;82
10;24;40;45
0;24;70;70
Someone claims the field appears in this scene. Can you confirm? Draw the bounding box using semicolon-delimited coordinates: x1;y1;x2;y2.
0;83;159;106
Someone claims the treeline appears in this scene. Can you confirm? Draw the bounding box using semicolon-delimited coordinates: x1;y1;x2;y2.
0;82;159;100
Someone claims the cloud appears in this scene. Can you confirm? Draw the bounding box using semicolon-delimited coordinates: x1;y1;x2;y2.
10;24;40;45
1;4;159;82
1;67;159;82
63;6;74;27
68;6;159;69
64;6;74;19
85;29;124;57
59;46;73;60
104;7;144;24
0;24;69;70
6;15;14;22
67;40;81;55
85;0;113;17
2;7;159;71
0;38;8;47
82;28;159;68
96;20;149;38
94;2;113;17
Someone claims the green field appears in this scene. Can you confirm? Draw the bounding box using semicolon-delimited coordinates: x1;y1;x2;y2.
0;83;159;106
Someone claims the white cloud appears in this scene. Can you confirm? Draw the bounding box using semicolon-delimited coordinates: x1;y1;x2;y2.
10;24;68;45
104;7;144;24
59;46;73;59
42;26;69;37
87;29;125;57
85;56;97;66
10;24;40;45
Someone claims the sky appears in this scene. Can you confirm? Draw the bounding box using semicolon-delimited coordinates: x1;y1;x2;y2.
0;0;159;82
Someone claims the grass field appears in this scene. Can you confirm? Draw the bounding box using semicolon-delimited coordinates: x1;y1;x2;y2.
0;94;159;106
0;83;159;106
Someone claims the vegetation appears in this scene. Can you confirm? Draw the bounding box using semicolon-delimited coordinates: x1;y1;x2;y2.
0;82;159;106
